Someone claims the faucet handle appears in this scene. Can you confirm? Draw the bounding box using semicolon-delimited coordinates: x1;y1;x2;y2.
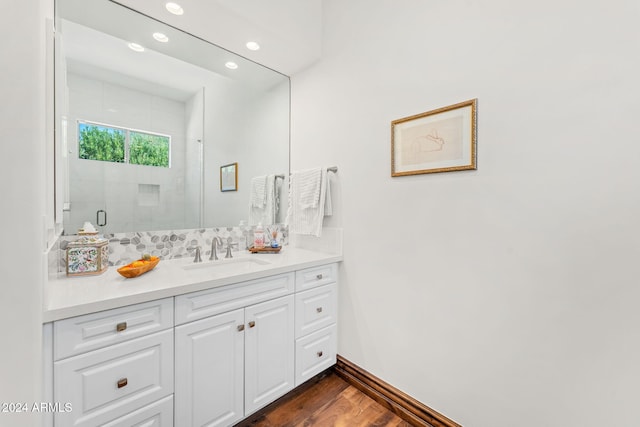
225;242;239;258
193;246;202;263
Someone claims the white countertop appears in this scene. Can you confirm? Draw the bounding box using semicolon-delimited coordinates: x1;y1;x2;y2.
44;247;343;323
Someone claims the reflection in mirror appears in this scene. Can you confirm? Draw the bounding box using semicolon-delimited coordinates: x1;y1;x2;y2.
55;0;290;235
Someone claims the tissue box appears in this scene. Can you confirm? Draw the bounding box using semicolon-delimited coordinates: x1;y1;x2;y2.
66;238;109;276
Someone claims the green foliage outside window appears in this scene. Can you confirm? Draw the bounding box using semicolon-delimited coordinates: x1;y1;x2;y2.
78;122;170;168
130;132;170;167
79;124;125;163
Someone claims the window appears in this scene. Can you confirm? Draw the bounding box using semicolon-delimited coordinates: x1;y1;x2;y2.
78;121;170;168
78;123;125;163
129;131;170;167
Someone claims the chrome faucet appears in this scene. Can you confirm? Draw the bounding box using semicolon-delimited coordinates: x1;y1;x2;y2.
210;236;223;261
193;246;202;263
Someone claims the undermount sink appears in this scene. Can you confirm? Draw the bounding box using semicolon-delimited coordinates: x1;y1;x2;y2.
182;256;271;274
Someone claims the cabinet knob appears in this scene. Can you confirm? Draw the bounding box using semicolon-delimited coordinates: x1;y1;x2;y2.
317;351;323;358
316;274;323;280
248;321;256;328
316;307;323;313
237;324;245;332
116;322;127;332
117;378;128;388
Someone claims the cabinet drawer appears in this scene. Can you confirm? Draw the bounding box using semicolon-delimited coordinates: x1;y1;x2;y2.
54;329;173;427
102;395;173;427
54;298;173;360
175;272;294;325
295;264;337;292
295;283;337;338
295;324;336;386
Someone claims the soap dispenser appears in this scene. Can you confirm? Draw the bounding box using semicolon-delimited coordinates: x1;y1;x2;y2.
253;223;265;249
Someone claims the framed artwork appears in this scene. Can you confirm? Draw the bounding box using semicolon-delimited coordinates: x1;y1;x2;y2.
220;162;238;192
391;99;477;176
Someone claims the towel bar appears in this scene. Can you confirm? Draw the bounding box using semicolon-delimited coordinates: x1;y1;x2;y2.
276;166;338;180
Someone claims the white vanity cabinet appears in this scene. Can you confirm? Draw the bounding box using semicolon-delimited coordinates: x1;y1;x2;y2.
50;298;174;427
44;260;339;427
174;273;295;426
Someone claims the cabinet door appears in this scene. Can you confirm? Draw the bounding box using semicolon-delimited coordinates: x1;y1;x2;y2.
175;309;244;427
244;295;295;415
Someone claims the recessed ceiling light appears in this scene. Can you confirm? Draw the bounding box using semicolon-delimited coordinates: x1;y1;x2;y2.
153;32;169;43
246;41;260;51
165;2;184;15
225;61;238;70
128;42;145;52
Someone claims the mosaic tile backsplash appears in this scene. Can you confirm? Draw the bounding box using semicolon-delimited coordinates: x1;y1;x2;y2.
53;225;288;274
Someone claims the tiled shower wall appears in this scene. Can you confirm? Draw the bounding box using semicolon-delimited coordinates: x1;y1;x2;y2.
65;72;197;234
51;225;288;275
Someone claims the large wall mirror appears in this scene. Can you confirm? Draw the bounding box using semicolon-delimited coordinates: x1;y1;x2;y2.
54;0;290;235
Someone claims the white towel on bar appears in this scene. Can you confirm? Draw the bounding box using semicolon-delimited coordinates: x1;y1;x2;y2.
249;175;277;225
324;171;333;217
250;175;267;208
287;167;329;237
297;168;323;209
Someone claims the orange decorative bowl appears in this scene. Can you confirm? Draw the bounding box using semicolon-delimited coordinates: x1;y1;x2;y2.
117;257;160;278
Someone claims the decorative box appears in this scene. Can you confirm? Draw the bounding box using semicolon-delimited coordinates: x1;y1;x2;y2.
66;237;109;276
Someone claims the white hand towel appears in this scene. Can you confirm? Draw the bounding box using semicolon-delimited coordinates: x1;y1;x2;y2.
249;175;277;225
296;168;323;209
250;176;267;208
264;174;277;223
324;171;333;217
287;167;327;237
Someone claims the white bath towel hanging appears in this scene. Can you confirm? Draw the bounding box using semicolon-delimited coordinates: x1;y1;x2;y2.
286;167;329;237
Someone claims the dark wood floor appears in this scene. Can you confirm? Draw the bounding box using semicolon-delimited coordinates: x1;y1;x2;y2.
236;370;413;427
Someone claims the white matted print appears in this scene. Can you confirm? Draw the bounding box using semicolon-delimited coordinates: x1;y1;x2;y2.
391;99;477;176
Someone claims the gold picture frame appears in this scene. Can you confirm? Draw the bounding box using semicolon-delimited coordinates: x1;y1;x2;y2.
391;99;477;176
220;162;238;192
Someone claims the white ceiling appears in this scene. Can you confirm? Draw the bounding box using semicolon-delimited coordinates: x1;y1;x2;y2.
62;20;211;101
112;0;323;76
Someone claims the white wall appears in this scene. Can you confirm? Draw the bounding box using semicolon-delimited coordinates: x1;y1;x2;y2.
291;0;640;426
204;79;290;227
0;1;48;426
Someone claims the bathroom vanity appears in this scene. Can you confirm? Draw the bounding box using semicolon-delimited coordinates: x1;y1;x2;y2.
43;248;341;426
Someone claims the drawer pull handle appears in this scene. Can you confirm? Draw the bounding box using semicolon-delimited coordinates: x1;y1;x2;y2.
116;322;127;332
317;351;323;358
237;324;245;332
117;378;128;388
316;307;323;313
248;321;256;328
316;274;323;280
